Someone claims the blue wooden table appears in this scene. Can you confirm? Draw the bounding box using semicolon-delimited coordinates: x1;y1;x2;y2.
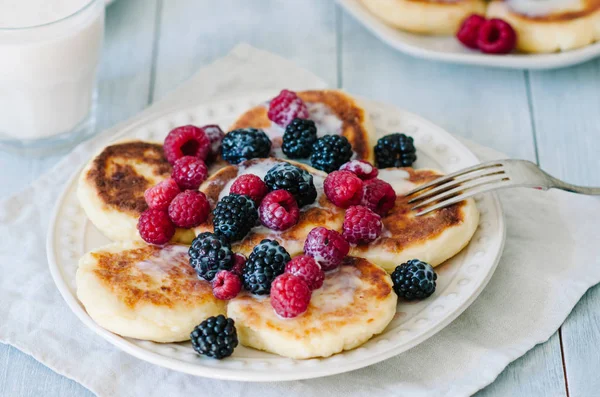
1;1;599;395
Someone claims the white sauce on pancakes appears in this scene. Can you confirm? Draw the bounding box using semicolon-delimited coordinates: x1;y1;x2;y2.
135;245;188;281
377;169;416;195
311;267;361;313
507;0;584;17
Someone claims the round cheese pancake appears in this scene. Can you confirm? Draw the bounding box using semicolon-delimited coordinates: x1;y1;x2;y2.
487;0;600;52
77;140;195;243
230;90;376;163
228;257;397;359
76;242;226;343
360;0;486;35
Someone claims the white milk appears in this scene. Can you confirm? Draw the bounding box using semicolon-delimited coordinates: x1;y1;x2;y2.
0;0;104;140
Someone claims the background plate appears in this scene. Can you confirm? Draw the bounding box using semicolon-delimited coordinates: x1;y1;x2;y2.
47;92;505;381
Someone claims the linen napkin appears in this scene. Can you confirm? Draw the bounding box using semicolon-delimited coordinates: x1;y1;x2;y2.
1;44;599;397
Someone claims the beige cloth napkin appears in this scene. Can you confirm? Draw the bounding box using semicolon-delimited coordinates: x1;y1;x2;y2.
1;44;599;397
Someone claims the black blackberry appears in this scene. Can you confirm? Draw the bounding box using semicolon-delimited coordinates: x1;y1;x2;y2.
221;128;272;164
190;315;238;359
374;133;417;168
188;232;233;281
242;239;291;295
282;118;318;159
212;194;258;242
310;135;353;173
264;162;317;207
391;259;437;300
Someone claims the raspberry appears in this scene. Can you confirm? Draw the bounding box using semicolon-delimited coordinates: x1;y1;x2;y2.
267;90;309;128
303;227;349;271
324;170;364;208
202;124;225;159
144;178;180;210
230;174;268;204
340;160;378;180
168;190;210;228
259;190;300;231
361;178;396;216
457;14;486;49
231;253;246;276
270;273;311;318
285;255;324;290
137;208;175;245
163;125;211;164
476;19;517;54
342;206;383;244
212;270;242;300
172;156;208;190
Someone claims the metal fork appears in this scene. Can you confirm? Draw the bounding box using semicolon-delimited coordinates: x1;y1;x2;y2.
405;159;600;216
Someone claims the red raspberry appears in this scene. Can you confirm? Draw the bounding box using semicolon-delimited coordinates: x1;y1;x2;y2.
144;178;180;210
361;178;396;216
230;174;268;204
137;208;175;245
168;190;210;228
457;14;486;49
342;206;383;244
163;125;211;164
172;156;208;190
231;253;246;276
202;124;224;159
267;89;309;128
212;270;242;300
304;227;350;271
476;19;517;54
259;190;300;231
340;160;378;180
285;255;324;290
270;273;311;318
324;170;364;208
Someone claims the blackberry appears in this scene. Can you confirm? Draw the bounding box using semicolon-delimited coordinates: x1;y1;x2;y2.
221;128;272;165
374;133;417;168
212;194;258;242
188;232;233;281
190;315;238;359
282;118;318;159
310;135;353;173
264;162;317;207
391;259;437;300
242;239;291;295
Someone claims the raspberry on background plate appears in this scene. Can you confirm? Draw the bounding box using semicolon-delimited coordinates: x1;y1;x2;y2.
144;178;180;210
270;273;312;318
457;14;486;49
303;227;349;271
477;19;517;54
163;125;211;164
324;170;364;208
342;205;383;244
172;156;208;190
137;208;175;245
267;90;309;128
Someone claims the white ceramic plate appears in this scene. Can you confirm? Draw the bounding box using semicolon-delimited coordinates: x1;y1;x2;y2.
338;0;600;70
47;92;505;381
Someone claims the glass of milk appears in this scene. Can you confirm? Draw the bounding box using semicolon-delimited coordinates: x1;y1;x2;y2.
0;0;105;154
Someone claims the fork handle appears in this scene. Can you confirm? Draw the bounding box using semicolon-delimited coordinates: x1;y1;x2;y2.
550;178;600;195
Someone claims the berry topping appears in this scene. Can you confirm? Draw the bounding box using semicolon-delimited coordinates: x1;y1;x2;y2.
229;174;268;204
270;273;311;318
202;124;225;159
212;270;242;300
391;259;437;300
340;160;378;180
242;239;291;295
264;162;317;207
477;18;517;54
190;315;238;359
267;89;310;128
342;206;382;244
163;125;211;164
212;194;258;242
188;232;233;281
144;178;180;210
168;190;210;228
303;227;350;271
282;118;318;159
324;170;364;208
375;133;417;168
311;135;353;173
285;255;324;291
137;208;175;245
259;190;300;231
221;128;272;165
457;14;486;49
172;156;208;190
231;253;247;276
361;178;396;216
